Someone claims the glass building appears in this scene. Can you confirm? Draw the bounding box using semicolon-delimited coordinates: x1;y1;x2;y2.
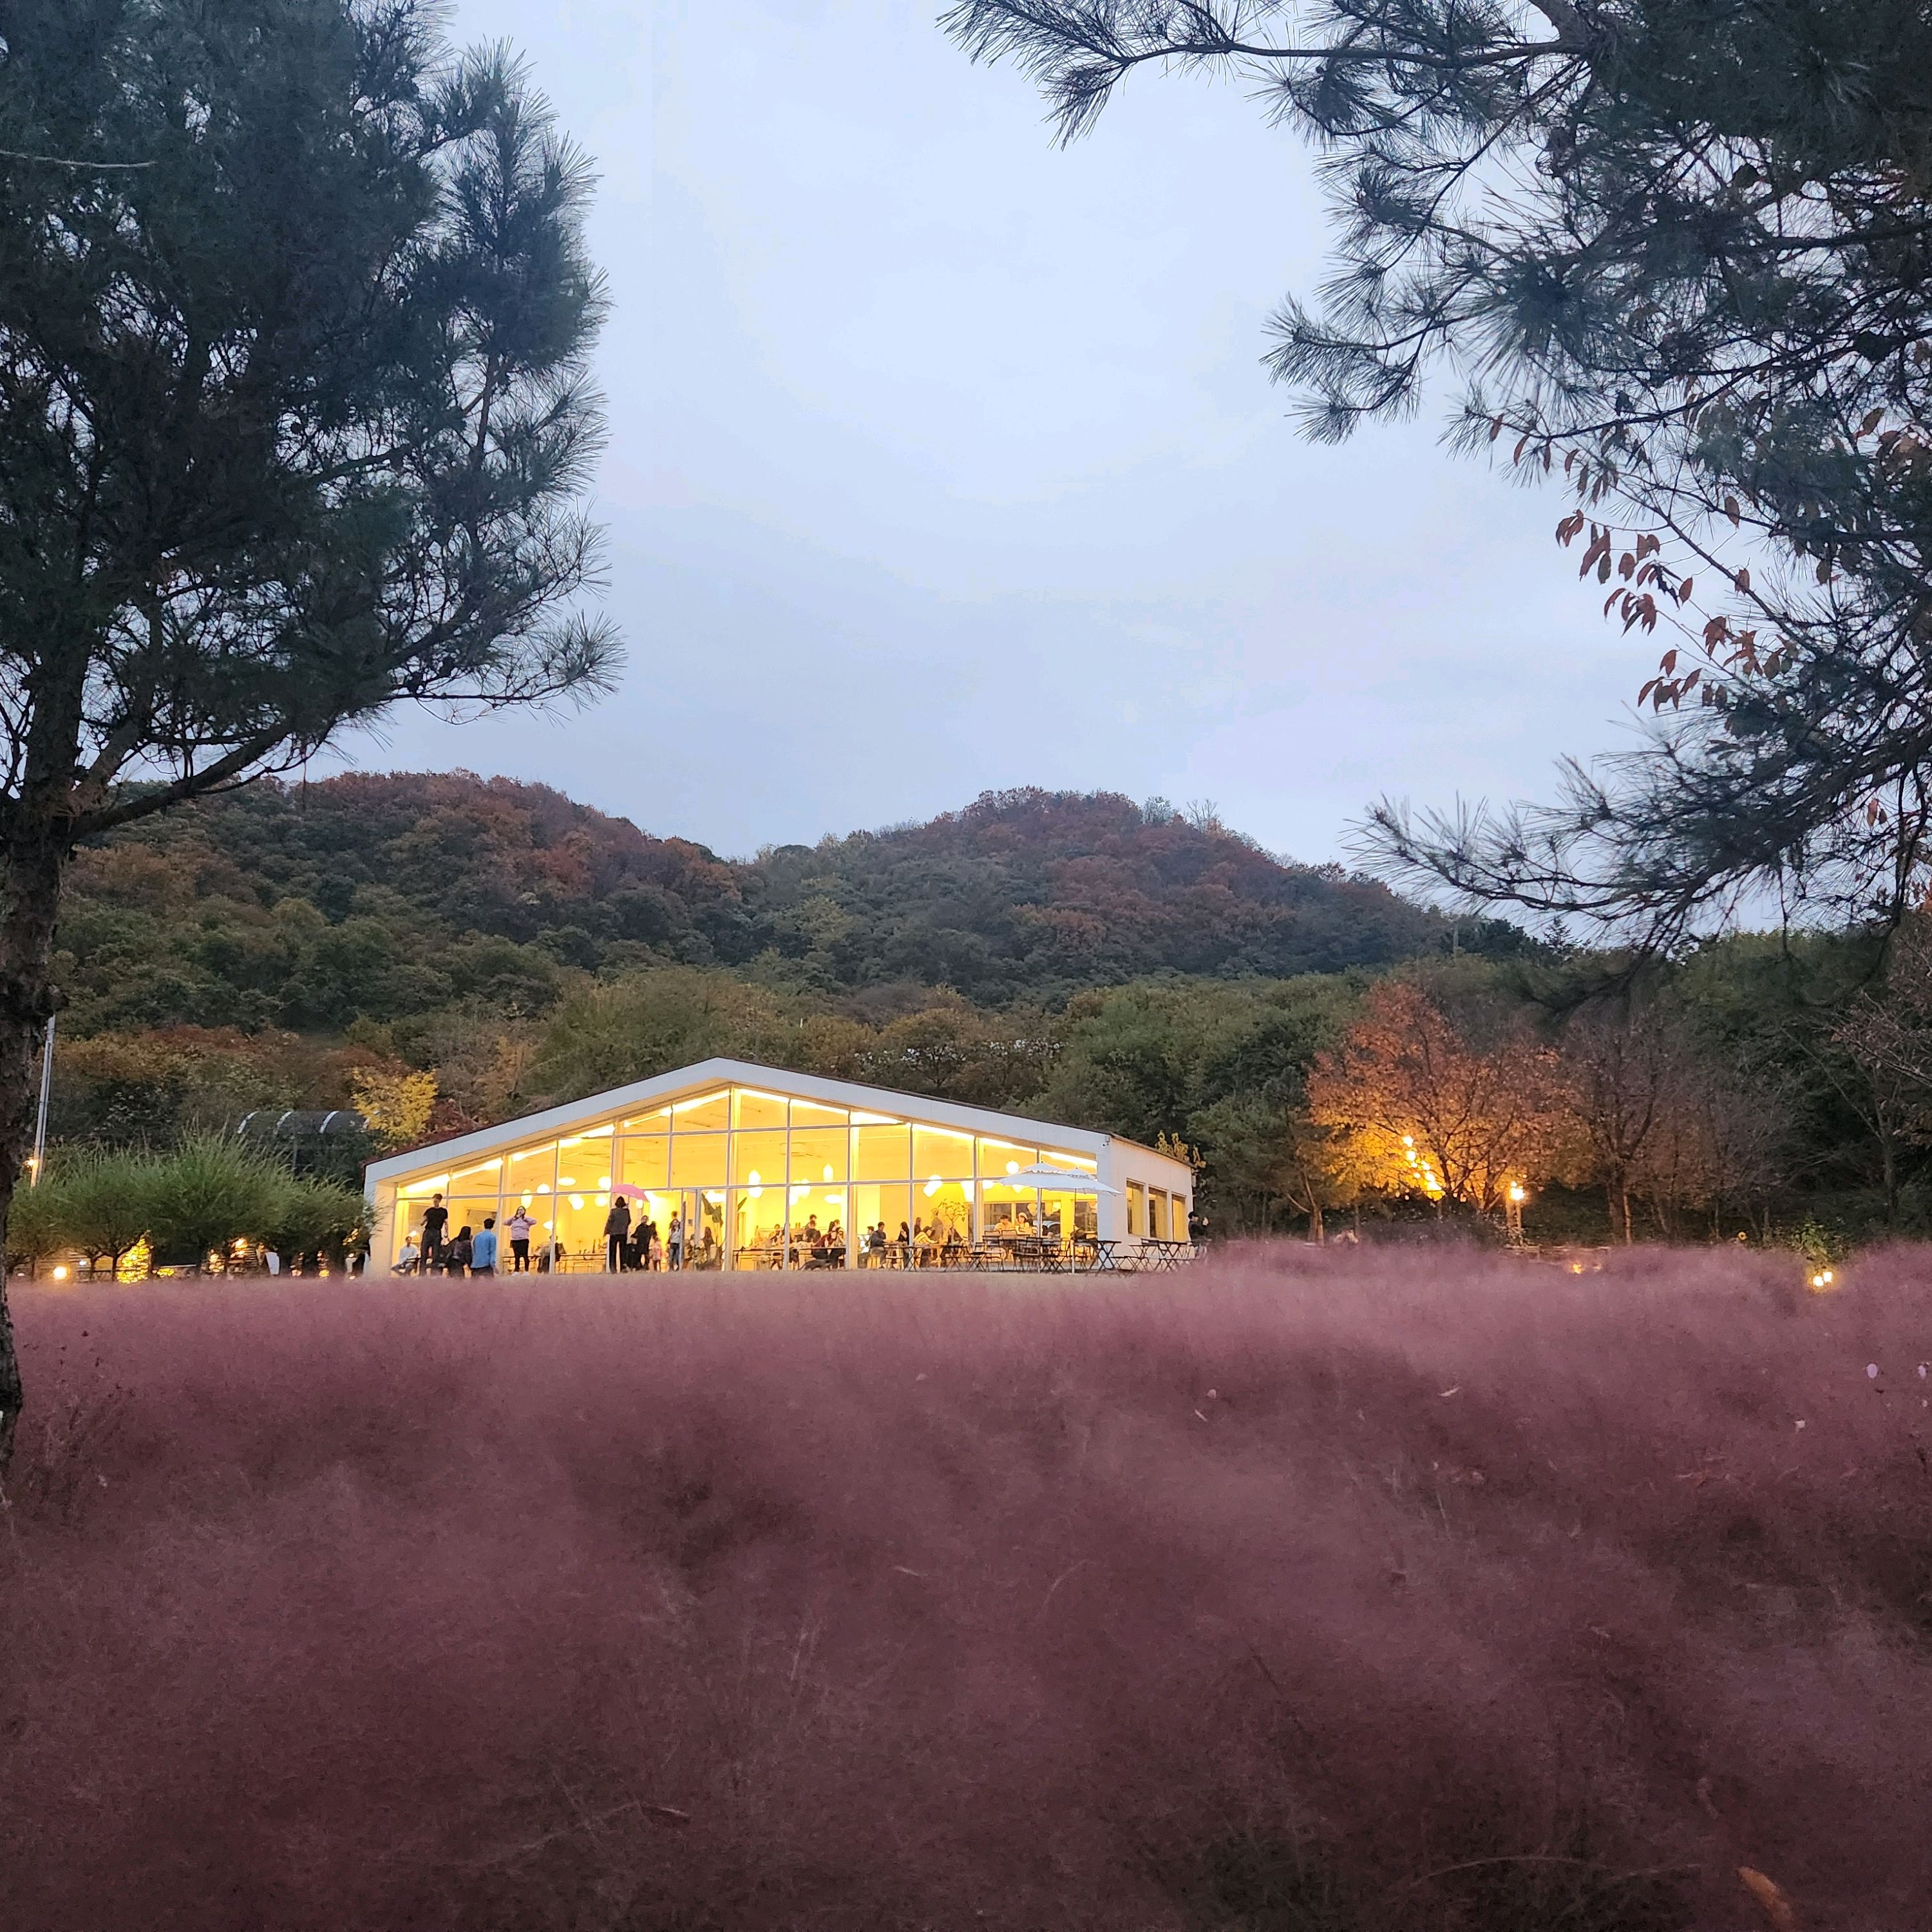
365;1057;1195;1272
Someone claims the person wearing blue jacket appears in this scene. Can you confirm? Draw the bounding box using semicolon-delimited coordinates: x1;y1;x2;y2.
470;1216;499;1276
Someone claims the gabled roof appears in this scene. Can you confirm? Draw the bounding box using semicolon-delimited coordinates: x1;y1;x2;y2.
364;1057;1178;1187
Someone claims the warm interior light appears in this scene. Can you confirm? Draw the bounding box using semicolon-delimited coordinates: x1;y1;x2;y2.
1005;1160;1019;1175
558;1175;576;1188
822;1164;834;1181
599;1174;612;1189
569;1193;585;1210
924;1177;941;1197
52;1265;68;1281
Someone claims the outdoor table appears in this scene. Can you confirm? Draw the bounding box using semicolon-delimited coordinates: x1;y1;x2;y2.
1083;1239;1120;1273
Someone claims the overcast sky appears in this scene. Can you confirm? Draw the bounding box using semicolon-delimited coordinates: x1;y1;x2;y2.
330;0;1643;866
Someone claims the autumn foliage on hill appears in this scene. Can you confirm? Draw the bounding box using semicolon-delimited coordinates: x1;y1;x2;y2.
4;1249;1929;1930
57;773;1500;1039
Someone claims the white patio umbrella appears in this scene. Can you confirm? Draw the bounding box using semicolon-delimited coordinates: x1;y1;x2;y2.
1008;1164;1119;1194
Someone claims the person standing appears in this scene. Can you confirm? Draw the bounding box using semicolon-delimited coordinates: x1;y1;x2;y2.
506;1204;534;1272
448;1224;473;1276
667;1212;684;1271
419;1193;449;1271
603;1193;632;1273
471;1215;499;1277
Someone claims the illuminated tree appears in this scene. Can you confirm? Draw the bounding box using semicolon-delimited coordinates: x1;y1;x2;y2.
1308;980;1564;1215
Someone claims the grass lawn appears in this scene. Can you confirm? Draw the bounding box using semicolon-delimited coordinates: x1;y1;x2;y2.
3;1246;1928;1930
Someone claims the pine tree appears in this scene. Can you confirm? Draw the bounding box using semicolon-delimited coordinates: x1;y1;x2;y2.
0;0;618;1461
945;1;1932;938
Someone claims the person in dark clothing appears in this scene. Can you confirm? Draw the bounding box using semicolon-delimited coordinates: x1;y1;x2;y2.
447;1225;473;1276
603;1194;632;1273
419;1193;449;1269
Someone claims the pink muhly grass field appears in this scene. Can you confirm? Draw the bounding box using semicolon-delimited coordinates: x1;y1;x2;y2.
2;1245;1929;1931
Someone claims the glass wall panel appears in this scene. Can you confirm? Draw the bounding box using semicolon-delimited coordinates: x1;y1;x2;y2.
915;1180;972;1262
621;1106;671;1132
1037;1189;1098;1244
672;1090;729;1130
730;1130;788;1188
399;1171;452;1200
690;1191;726;1267
731;1086;790;1131
616;1135;669;1191
1148;1189;1169;1241
980;1183;1037;1240
730;1186;788;1269
1126;1181;1146;1237
549;1186;606;1268
437;1198;498;1267
977;1137;1038;1182
789;1126;847;1184
553;1133;609;1192
852;1121;911;1181
632;1190;680;1265
450;1157;503;1195
912;1126;974;1182
787;1186;847;1266
851;1184;912;1264
671;1133;728;1188
1036;1147;1097;1176
504;1143;556;1206
790;1099;849;1130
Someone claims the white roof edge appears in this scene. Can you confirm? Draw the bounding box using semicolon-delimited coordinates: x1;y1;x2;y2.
362;1056;1189;1188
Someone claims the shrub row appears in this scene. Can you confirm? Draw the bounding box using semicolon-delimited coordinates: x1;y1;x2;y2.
6;1137;365;1273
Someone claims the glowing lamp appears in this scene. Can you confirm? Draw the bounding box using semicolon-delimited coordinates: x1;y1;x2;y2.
52;1265;68;1281
1507;1184;1527;1204
569;1193;585;1210
1006;1160;1019;1175
822;1164;834;1182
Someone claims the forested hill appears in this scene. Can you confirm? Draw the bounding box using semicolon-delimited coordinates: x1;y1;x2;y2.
57;772;1526;1036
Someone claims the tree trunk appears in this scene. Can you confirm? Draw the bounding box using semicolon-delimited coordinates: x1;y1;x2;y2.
0;824;68;1471
1308;1202;1323;1244
0;661;88;1471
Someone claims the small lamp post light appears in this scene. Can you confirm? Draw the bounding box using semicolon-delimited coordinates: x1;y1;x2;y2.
1504;1181;1528;1245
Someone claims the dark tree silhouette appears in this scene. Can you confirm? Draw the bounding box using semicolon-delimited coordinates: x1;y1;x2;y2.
945;2;1932;942
0;0;618;1461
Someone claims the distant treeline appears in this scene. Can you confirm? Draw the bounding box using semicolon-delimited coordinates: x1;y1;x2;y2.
43;773;1932;1247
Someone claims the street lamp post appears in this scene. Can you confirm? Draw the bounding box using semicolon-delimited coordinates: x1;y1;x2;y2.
28;1012;54;1187
1504;1180;1526;1245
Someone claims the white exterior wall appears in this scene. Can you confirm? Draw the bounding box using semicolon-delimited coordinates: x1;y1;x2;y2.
1095;1139;1195;1248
